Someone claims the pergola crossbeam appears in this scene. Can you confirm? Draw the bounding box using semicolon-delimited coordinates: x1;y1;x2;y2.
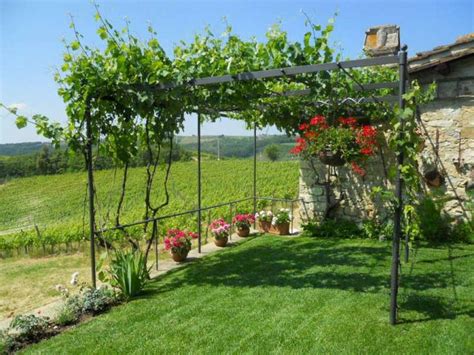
131;55;399;92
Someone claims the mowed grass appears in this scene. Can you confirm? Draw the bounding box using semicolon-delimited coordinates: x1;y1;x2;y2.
25;237;474;354
0;253;91;318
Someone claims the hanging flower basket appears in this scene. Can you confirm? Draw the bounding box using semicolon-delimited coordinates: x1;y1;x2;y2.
318;150;346;166
290;115;378;175
424;169;444;187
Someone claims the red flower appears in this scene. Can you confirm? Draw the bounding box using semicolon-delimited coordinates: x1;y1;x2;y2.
290;136;307;155
298;122;309;131
338;117;357;127
310;115;327;128
361;125;376;137
351;162;366;176
360;147;373;156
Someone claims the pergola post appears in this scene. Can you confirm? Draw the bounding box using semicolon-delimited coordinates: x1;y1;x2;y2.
389;45;408;325
85;102;97;289
197;113;202;253
253;121;257;229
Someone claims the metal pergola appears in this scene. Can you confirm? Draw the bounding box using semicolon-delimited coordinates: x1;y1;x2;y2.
84;47;408;325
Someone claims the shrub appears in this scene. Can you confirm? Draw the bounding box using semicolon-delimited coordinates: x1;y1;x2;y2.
416;197;452;242
81;286;116;314
107;250;151;300
302;219;363;239
452;220;474;243
361;219;394;240
302;218;393;240
9;314;50;341
54;304;79;326
0;330;16;354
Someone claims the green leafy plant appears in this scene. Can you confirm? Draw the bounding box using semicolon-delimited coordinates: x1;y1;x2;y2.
9;314;50;341
81;286;117;314
54;304;79;326
272;208;292;225
105;250;151;300
0;329;16;354
302;219;363;239
264;144;280;161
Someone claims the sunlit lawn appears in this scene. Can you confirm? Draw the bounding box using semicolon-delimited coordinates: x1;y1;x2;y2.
25;236;474;354
0;253;91;318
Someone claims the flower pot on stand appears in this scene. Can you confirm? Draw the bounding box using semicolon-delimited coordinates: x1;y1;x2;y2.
237;226;250;238
171;250;189;262
318;150;346;166
214;236;228;247
258;220;271;233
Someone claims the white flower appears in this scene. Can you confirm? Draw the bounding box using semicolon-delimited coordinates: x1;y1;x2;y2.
267;211;273;216
55;284;69;295
70;272;79;286
255;212;259;218
271;216;277;226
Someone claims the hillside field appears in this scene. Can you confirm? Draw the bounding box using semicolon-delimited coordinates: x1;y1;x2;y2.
0;160;299;253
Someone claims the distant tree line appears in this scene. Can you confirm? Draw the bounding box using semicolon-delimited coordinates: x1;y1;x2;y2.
0;143;192;179
177;135;295;158
0;135;296;179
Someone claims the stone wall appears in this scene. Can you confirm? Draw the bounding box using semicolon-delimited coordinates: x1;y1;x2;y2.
299;57;474;222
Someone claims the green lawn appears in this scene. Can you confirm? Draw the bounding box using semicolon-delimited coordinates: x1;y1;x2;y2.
25;237;474;354
0;253;91;318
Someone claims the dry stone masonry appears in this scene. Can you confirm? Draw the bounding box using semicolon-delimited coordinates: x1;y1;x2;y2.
299;37;474;222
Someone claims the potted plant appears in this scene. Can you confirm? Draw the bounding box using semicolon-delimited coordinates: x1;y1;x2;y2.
164;229;198;262
291;115;378;175
209;218;231;247
255;210;273;232
232;213;255;238
270;208;292;235
422;156;444;188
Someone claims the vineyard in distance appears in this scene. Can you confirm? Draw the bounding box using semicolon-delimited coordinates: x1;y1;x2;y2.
0;140;300;317
0;137;300;256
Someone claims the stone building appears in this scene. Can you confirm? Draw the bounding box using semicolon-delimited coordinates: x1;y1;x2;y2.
299;34;474;222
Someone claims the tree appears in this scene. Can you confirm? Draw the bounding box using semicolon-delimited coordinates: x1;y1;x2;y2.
264;144;280;161
36;145;51;175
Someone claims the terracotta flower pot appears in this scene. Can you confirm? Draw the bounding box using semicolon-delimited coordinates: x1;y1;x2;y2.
258;220;271;232
237;226;250;237
276;222;290;235
424;169;444;188
318;150;346;166
214;236;228;247
171;249;189;262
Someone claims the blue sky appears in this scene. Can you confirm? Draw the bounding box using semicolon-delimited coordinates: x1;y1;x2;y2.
0;0;472;143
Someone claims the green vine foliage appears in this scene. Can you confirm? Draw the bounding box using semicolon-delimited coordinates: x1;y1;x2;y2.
2;7;401;165
2;7;425;252
373;81;437;243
